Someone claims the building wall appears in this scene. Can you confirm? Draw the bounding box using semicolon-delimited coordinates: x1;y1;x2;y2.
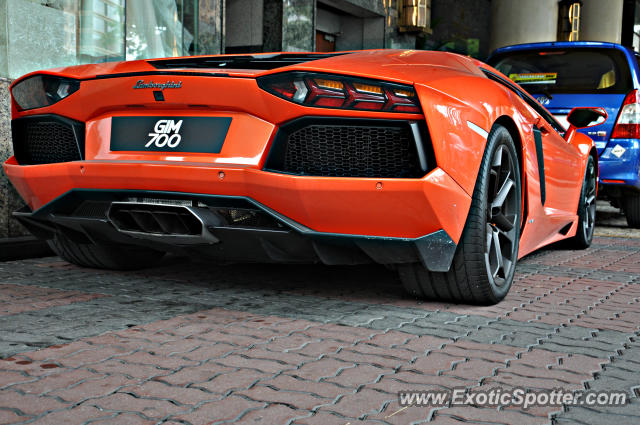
316;7;341;35
0;78;27;238
363;17;385;49
0;1;7;78
581;0;624;43
225;0;263;51
282;0;315;51
490;0;559;51
426;0;492;59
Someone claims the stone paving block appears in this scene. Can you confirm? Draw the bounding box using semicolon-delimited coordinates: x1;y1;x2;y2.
86;413;155;425
366;375;456;396
193;369;273;394
324;364;390;388
366;331;418;349
367;400;433;424
243;347;312;368
0;390;70;416
49;374;139;403
555;404;640;425
10;368;100;395
399;335;450;353
291;411;362;425
0;283;106;316
288;358;356;382
409;352;467;375
435;406;550;425
280;340;343;358
537;340;618;358
235;404;304;424
0;409;27;423
319;388;395;420
27;405;113;425
156;363;235;387
388;371;476;390
88;392;186;419
179;343;238;362
443;358;503;379
236;385;325;410
0;369;37;390
215;354;297;374
171;395;265;424
327;347;408;370
1;236;640;424
85;359;172;380
440;339;521;363
126;381;217;407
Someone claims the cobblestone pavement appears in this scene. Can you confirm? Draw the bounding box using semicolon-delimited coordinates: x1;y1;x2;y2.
0;231;639;424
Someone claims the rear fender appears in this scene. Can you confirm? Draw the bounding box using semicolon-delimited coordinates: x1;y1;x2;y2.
568;131;599;196
415;77;532;197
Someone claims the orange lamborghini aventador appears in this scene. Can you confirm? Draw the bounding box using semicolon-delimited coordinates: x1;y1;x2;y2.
4;50;605;304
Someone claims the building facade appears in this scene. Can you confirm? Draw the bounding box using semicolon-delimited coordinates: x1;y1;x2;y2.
1;0;640;238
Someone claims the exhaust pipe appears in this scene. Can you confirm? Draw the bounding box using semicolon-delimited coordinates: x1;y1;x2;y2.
108;202;220;244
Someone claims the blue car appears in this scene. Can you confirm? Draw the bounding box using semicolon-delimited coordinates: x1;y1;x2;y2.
488;41;640;228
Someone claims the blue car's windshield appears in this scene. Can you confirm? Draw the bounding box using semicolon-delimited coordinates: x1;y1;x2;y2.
488;48;632;95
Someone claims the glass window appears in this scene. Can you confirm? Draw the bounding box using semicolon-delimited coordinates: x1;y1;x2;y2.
482;69;566;135
125;0;197;60
78;0;125;63
4;0;84;79
1;0;220;80
488;48;632;95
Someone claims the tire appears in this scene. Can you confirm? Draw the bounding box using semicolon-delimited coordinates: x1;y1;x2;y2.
48;234;164;270
623;192;640;229
569;155;596;248
399;125;522;304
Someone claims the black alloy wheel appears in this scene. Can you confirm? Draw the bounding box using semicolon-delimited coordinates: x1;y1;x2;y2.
398;125;521;304
485;143;519;288
570;155;597;248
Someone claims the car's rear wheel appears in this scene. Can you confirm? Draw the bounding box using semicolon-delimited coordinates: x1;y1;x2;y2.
48;234;164;270
569;155;596;248
399;125;521;304
623;192;640;228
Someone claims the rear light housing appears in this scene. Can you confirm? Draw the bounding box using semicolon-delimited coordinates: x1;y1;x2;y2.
11;75;80;111
258;72;422;114
611;89;640;139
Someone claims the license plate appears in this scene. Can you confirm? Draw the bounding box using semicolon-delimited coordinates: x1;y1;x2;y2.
110;116;232;153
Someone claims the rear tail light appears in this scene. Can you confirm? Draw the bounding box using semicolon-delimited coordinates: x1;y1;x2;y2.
258;72;422;113
611;89;640;139
11;75;80;110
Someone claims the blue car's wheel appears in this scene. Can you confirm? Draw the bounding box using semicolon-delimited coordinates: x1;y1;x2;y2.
623;192;640;229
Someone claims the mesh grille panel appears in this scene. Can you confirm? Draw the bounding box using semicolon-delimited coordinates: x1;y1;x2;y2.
281;124;421;178
72;201;111;218
12;117;83;165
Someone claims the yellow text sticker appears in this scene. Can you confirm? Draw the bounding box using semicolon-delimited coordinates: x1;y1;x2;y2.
508;72;557;84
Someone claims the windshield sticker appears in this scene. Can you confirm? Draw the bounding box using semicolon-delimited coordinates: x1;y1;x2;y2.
508;72;557;84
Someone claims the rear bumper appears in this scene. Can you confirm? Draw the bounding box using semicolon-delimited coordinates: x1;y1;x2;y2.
3;157;472;270
11;189;458;271
598;138;640;189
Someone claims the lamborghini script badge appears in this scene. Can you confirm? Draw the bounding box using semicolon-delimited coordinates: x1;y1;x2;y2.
133;80;182;90
146;119;183;148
